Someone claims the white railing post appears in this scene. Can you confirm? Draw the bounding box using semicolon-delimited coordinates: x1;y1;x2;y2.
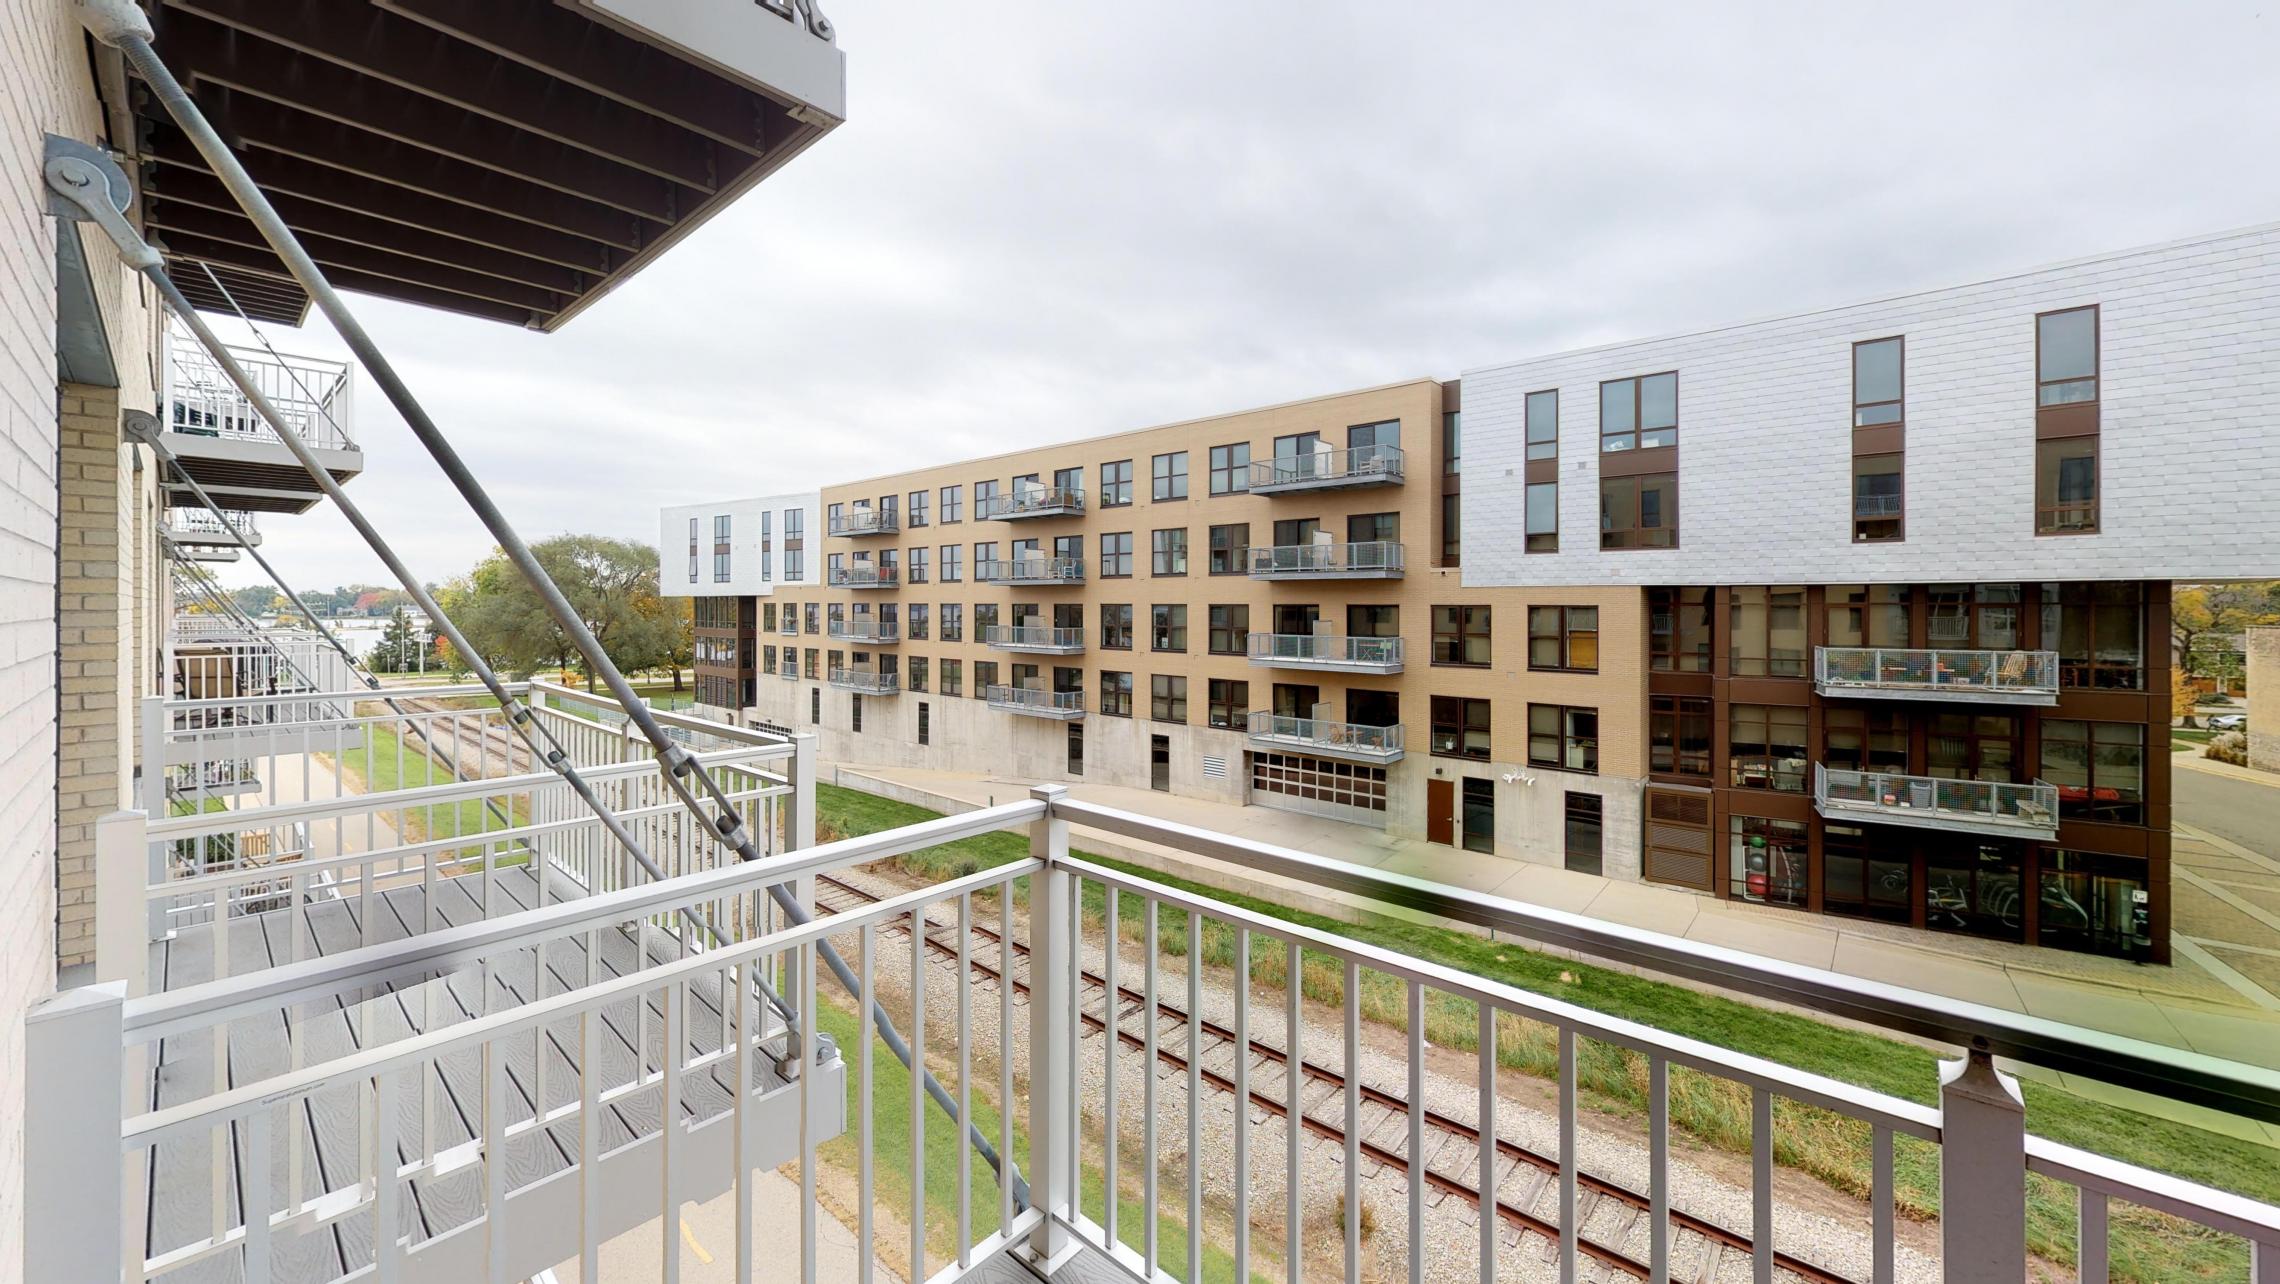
789;731;818;852
139;694;169;814
1939;1047;2027;1281
25;983;128;1284
96;809;153;996
1025;784;1073;1268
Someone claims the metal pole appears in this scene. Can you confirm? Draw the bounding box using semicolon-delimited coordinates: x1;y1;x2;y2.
70;6;1019;1202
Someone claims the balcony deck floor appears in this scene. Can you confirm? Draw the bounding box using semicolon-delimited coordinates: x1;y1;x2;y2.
145;864;792;1283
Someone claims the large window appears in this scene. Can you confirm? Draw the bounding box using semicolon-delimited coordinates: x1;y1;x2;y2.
908;603;930;640
1599;372;1677;452
1150;604;1188;652
1853;337;1903;426
941;658;962;697
1100;603;1133;650
1927;583;2022;650
2039;850;2151;959
687;517;699;582
940;484;962;523
1527;606;1598;672
1462;778;1495;855
1431;605;1491;667
2041;720;2145;824
1853;454;1903;543
1729;587;1808;677
2042;581;2143;690
1728;704;1808;792
2037;306;2098;407
1648;695;1712;779
1208;604;1248;655
907;545;929;584
2036;437;2098;534
1824;707;1909;775
1100;460;1133;507
941;604;963;642
1100;532;1133;577
1207;678;1247;729
1441;493;1461;566
713;514;732;582
1528;704;1598;773
1526;389;1559;460
1648;587;1712;672
908;489;928;527
1599;474;1676;549
1826;584;1909;649
939;544;962;582
1928;712;2022;783
1208;443;1250;495
1151;528;1188;575
1525;482;1557;553
1430;696;1491;761
1150;674;1188;723
1100;671;1133;717
1151;451;1188;500
1730;816;1808;909
1208;523;1248;575
975;660;998;694
1927;840;2026;942
1442;410;1460;474
1822;825;1911;923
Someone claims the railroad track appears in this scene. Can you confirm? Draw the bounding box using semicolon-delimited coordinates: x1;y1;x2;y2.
810;871;1855;1284
383;695;534;779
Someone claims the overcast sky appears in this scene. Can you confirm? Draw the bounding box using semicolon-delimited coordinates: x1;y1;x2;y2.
206;0;2280;592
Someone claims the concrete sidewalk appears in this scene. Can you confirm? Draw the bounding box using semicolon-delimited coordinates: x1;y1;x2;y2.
835;762;2280;1145
2174;746;2280;789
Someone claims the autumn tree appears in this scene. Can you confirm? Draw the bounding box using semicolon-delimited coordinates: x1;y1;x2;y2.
2173;582;2280;680
2172;668;2200;729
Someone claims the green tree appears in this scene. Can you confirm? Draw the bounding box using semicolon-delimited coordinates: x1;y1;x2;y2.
367;606;423;673
2172;582;2280;679
439;536;676;688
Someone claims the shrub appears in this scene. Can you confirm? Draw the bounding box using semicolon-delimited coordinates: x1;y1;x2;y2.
2206;731;2250;765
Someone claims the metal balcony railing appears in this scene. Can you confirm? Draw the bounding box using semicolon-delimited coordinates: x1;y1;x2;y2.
1246;442;1405;492
1244;711;1404;762
1814;764;2061;838
984;684;1086;718
984;624;1085;653
166;508;260;545
828;666;901;695
779;616;800;634
1247;540;1405;578
827;619;899;644
33;770;2280;1283
977;484;1085;520
1814;646;2060;704
1853;494;1903;518
780;663;799;680
163;323;357;452
1245;632;1405;672
828;508;899;537
828;564;899;589
976;555;1085;584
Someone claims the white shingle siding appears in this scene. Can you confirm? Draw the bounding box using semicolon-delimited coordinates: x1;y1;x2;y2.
1460;223;2280;587
658;492;821;596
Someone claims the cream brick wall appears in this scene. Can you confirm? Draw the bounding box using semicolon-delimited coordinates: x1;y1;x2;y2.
56;384;132;966
2248;626;2280;773
0;1;161;1274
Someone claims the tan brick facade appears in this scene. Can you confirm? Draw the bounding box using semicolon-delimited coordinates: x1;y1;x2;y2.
56;384;134;967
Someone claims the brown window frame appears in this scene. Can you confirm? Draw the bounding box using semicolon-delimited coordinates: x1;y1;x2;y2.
1527;703;1599;774
1207;603;1248;656
1207;678;1248;730
1648;586;1713;672
1525;388;1560;461
1852;453;1904;544
1099;670;1133;717
2036;305;2100;409
1598;371;1678;453
1648;694;1712;779
1599;473;1678;550
1852;336;1904;427
1728;703;1809;792
1431;605;1491;668
1207;523;1249;575
1525;480;1558;553
2041;719;2146;825
1149;673;1189;724
2036;437;2100;536
1527;605;1599;673
1429;695;1492;762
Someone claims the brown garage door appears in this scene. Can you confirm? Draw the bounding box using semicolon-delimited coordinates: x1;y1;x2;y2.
1643;787;1715;891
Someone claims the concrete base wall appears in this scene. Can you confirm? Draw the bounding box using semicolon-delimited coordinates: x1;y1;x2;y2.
2249;627;2280;773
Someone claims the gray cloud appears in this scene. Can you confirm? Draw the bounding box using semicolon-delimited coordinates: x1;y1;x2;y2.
210;0;2280;593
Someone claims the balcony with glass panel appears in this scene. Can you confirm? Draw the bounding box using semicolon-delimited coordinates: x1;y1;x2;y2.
1815;764;2059;839
984;684;1085;719
827;618;899;644
976;555;1085;585
828;565;899;589
1245;633;1404;674
1245;711;1404;764
1814;647;2059;705
828;508;898;537
1246;541;1404;580
984;625;1085;655
828;667;901;695
1245;443;1405;494
977;484;1085;520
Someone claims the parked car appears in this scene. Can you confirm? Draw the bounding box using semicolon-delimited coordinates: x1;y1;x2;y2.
2208;713;2247;732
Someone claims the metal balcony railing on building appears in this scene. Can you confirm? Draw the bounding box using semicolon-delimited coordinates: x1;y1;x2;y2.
828;667;901;695
33;764;2280;1283
1245;442;1405;493
984;684;1086;720
828;509;899;537
1814;646;2060;705
1854;494;1903;518
1246;632;1405;674
163;538;239;564
159;322;362;515
976;555;1085;585
977;484;1085;520
165;508;260;547
984;625;1085;654
780;615;800;635
1814;764;2061;839
828;565;899;589
828;619;900;644
780;664;799;680
1247;540;1404;580
1245;711;1404;763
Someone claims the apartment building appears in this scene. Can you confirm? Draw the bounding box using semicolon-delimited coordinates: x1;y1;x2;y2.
680;224;2280;967
660;491;823;710
1457;222;2280;966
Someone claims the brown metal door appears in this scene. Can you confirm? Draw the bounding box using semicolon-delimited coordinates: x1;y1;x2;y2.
1426;778;1455;846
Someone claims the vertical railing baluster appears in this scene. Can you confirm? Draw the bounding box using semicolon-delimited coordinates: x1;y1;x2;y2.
1285;939;1302;1284
1650;1056;1670;1284
1478;1004;1497;1284
957;892;974;1269
1752;1088;1773;1284
1558;1027;1577;1284
1066;871;1081;1211
910;904;927;1281
859;924;876;1284
999;881;1015;1242
799;942;819;1284
1872;1126;1894;1284
1406;979;1424;1284
734;959;755;1284
376;1068;403;1284
1233;923;1251;1284
1143;897;1159;1276
243;1106;272;1284
1343;958;1360;1284
1187;909;1203;1284
485;1041;509;1284
1103;886;1120;1251
579;1009;601;1284
662;981;683;1284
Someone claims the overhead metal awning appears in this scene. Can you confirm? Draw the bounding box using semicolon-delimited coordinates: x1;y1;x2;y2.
113;0;845;329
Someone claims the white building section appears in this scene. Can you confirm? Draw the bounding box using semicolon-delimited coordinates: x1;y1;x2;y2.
1459;222;2280;587
659;491;820;597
